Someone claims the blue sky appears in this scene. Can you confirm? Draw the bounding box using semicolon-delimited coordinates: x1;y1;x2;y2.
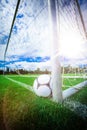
0;0;87;70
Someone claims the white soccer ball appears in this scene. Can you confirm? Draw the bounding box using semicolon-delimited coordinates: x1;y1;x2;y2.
33;74;52;97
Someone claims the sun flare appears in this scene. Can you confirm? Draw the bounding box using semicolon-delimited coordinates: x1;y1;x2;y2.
59;29;84;59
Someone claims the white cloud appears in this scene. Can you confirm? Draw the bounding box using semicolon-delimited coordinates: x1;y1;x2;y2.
0;0;17;34
6;60;51;71
0;0;87;70
0;44;6;60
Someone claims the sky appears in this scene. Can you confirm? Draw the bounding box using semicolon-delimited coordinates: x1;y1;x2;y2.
0;0;87;71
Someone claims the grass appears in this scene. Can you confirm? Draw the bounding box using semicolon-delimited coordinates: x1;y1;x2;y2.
0;75;87;130
7;74;87;90
62;78;86;90
69;86;87;105
7;76;36;86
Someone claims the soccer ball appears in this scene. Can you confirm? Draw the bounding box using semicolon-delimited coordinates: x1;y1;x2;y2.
33;74;52;97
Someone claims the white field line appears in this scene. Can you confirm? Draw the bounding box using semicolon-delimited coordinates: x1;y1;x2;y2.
7;75;38;78
62;76;87;78
63;99;87;120
5;76;87;100
7;75;87;78
5;76;34;92
63;80;87;99
5;76;87;119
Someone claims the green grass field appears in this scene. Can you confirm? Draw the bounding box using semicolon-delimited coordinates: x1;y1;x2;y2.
7;75;36;86
7;74;87;90
0;75;87;130
62;78;86;90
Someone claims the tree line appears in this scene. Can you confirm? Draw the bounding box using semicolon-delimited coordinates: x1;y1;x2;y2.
0;65;87;75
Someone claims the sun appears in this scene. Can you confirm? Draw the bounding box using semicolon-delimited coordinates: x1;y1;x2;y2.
59;29;84;59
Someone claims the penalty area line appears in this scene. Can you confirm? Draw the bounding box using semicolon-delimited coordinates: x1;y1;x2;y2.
4;76;34;92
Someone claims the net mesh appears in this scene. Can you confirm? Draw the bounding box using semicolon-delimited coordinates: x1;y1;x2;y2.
0;0;87;88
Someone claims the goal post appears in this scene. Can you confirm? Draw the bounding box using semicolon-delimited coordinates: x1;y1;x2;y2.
48;0;63;103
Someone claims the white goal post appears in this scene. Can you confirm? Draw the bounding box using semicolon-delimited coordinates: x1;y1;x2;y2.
48;0;63;103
